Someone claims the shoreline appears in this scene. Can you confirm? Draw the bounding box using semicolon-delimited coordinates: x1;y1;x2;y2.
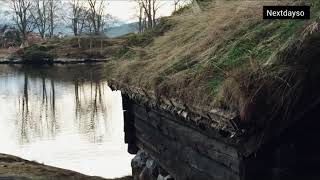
0;153;132;180
0;58;110;64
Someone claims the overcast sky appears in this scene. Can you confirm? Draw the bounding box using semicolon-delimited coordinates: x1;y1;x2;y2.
0;0;177;23
108;0;175;23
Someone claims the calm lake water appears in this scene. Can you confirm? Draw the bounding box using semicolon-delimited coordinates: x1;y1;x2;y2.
0;64;133;178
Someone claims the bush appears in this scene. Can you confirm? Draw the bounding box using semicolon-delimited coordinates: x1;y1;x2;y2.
126;18;173;47
126;32;154;47
152;18;173;36
22;50;54;64
114;18;173;59
172;5;191;15
15;44;54;64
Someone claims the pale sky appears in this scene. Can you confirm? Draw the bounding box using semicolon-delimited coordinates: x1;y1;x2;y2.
0;0;177;23
107;0;175;23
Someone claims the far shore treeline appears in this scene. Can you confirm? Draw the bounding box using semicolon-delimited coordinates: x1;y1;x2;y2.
0;0;194;49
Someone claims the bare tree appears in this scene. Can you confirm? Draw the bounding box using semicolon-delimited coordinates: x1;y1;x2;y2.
173;0;182;11
30;0;48;38
69;0;85;36
29;0;60;39
152;0;160;26
47;0;59;38
10;0;33;47
136;0;160;30
64;0;90;36
136;1;144;33
78;10;91;35
87;0;107;35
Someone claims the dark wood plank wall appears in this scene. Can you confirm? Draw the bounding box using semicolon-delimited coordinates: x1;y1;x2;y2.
130;103;242;180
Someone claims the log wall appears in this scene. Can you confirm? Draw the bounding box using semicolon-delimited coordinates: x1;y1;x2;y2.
123;95;243;180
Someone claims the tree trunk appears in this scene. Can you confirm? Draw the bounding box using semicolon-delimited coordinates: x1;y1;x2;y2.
73;19;78;36
78;37;81;48
139;6;143;33
148;0;152;28
100;39;103;55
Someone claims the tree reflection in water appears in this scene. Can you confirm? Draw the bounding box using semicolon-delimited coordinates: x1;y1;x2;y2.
74;80;107;143
18;74;58;143
15;65;109;144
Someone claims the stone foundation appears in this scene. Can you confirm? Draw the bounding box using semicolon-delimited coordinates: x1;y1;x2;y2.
131;150;174;180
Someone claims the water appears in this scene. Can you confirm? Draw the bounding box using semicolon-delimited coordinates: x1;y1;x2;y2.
0;64;133;178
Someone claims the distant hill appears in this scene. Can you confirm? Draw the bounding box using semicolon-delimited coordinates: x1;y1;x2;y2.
0;19;138;38
105;22;138;38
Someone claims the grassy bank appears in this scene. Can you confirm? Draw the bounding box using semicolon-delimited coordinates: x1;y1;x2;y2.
9;37;127;63
9;17;172;63
0;48;19;59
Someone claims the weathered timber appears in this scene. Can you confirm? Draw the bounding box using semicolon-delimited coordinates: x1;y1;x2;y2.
132;104;240;173
135;118;240;180
123;94;139;154
121;96;242;180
